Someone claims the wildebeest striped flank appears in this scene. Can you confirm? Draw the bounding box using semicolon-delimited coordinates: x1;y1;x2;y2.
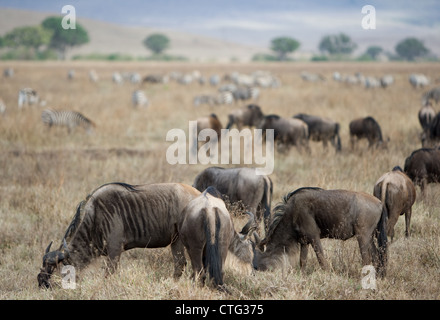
253;187;388;277
41;109;96;134
37;182;201;288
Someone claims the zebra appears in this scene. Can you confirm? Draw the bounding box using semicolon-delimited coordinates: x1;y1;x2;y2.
67;69;75;80
193;95;217;107
380;75;394;88
18;88;40;108
0;98;6;115
89;69;99;83
3;67;14;78
132;90;149;108
112;72;123;85
409;74;429;88
231;86;260;103
41;109;96;134
215;91;234;105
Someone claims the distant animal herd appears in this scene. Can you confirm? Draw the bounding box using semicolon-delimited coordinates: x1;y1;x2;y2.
2;65;440;290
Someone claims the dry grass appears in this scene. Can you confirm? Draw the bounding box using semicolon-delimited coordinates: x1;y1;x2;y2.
1;61;440;300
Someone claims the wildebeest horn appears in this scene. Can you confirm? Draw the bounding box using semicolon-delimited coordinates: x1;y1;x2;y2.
62;238;70;260
45;241;53;254
240;211;258;238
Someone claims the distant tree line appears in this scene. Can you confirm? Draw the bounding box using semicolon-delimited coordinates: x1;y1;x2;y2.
253;33;434;62
0;16;89;60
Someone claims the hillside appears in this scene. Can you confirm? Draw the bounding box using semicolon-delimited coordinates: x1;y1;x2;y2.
0;8;268;62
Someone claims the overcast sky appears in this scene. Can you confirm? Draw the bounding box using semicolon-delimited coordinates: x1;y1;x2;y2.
0;0;439;54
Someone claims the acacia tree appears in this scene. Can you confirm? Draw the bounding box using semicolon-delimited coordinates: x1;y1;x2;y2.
319;33;357;57
3;26;52;50
270;37;300;61
143;33;170;55
42;16;89;59
395;37;429;61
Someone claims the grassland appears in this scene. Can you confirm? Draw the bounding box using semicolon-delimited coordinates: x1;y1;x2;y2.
0;61;439;300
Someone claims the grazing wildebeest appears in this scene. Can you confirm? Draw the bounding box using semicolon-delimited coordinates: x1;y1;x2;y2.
196;113;223;139
226;104;264;130
259;114;310;153
293;113;341;152
37;182;201;289
424;112;440;147
404;147;440;197
349;116;386;149
373;166;416;240
419;103;436;147
193;167;273;233
179;187;257;288
253;187;388;277
419;102;436;132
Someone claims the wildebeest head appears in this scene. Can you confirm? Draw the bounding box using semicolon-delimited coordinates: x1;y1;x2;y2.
230;212;259;265
37;239;70;289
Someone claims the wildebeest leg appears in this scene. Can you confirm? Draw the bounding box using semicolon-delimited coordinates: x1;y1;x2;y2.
299;243;308;270
310;238;329;270
356;234;374;267
189;246;206;285
387;209;399;241
171;239;187;278
405;208;412;238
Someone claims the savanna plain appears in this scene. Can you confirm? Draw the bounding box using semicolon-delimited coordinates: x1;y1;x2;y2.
0;61;439;300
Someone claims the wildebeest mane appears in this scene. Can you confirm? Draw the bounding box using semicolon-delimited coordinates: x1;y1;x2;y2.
261;187;322;246
59;182;141;248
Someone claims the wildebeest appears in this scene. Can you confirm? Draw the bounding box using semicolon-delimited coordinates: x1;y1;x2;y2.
373;166;416;240
293;113;341;152
424;112;440;147
404;147;440;197
179;187;257;288
419;102;436;132
349;116;386;149
192;167;273;233
253;187;388;277
37;182;201;288
226;104;264;130
196;113;223;139
259;114;310;153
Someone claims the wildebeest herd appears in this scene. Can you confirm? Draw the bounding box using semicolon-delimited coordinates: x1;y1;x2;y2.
2;64;440;296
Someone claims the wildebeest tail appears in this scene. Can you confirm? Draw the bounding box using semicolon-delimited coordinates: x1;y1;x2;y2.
334;123;342;151
203;208;223;287
226;114;234;129
261;176;273;233
376;203;388;278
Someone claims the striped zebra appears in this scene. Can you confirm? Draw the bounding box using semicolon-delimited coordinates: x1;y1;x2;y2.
41;109;96;134
3;67;14;78
216;91;234;105
0;98;6;115
67;69;75;80
18;88;40;108
112;72;123;85
89;69;99;83
132;90;149;107
231;86;260;103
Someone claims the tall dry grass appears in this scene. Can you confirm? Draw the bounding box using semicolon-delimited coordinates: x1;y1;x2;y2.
0;61;439;300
